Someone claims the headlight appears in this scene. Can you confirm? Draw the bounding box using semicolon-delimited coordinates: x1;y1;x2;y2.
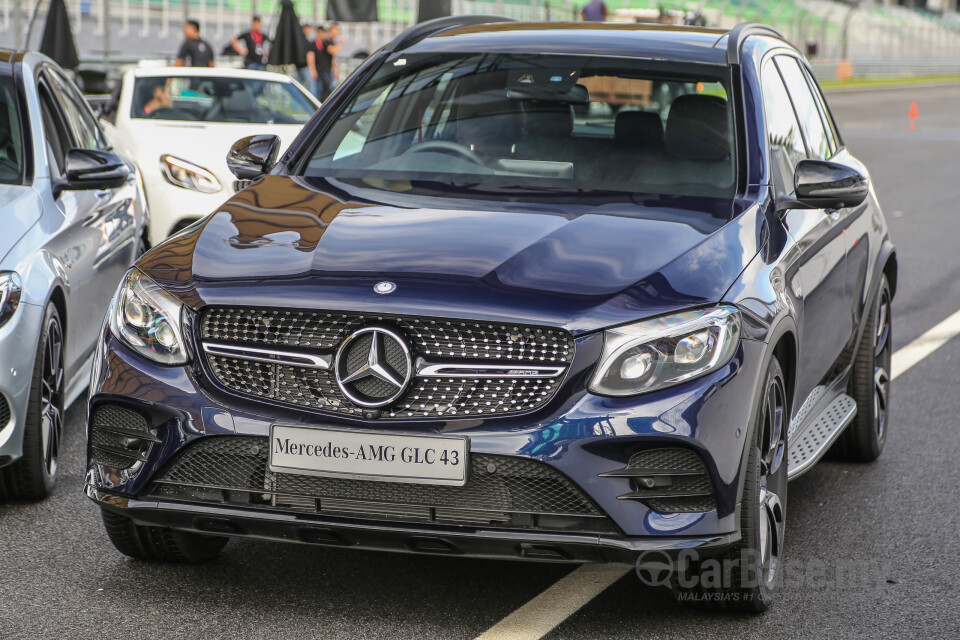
109;270;189;365
159;155;222;193
588;306;740;396
0;271;22;327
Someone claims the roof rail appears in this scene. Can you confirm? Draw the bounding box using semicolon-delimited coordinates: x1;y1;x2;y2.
385;15;517;53
725;22;785;65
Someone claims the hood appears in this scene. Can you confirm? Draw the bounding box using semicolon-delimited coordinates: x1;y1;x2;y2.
139;176;763;333
0;185;42;264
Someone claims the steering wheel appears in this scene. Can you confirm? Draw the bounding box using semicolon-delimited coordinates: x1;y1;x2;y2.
405;140;485;166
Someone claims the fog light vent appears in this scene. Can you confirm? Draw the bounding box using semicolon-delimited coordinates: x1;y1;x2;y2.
0;393;10;431
600;447;716;513
90;405;157;470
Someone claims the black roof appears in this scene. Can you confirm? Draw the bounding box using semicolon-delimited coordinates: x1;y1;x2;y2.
404;22;734;64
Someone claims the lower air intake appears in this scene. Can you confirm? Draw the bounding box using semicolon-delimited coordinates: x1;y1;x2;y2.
147;436;614;533
89;405;156;470
602;447;716;513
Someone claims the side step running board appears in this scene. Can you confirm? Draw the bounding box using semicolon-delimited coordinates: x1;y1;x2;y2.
787;394;857;480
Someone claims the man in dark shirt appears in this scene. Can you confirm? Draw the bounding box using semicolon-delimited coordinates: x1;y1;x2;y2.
296;23;315;91
175;20;215;68
311;25;334;101
231;16;270;70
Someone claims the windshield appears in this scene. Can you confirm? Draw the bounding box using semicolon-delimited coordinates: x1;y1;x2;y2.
303;53;735;199
131;75;316;124
0;76;24;184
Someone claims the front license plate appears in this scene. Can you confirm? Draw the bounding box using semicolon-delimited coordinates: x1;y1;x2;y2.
268;424;469;486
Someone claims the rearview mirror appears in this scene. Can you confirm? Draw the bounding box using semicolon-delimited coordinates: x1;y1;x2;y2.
227;135;281;181
58;148;129;193
776;159;869;213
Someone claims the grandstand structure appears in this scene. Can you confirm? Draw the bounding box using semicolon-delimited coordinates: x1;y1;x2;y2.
5;1;960;78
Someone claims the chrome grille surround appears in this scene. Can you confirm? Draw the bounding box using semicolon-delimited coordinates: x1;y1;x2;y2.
199;307;575;419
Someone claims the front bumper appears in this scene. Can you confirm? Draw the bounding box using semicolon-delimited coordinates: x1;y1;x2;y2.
87;484;739;563
86;324;767;547
0;302;44;466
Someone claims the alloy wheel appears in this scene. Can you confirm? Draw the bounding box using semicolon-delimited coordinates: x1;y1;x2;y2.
39;315;64;478
758;370;787;586
873;287;892;443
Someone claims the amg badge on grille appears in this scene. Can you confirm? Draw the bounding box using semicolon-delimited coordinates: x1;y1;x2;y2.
334;326;413;408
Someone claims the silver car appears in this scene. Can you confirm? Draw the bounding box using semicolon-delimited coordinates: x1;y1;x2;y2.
0;51;148;498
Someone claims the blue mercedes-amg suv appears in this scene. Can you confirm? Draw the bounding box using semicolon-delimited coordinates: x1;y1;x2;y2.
85;19;896;611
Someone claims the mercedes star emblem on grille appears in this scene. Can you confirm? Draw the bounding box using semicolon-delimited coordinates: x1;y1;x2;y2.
374;281;397;294
334;326;413;408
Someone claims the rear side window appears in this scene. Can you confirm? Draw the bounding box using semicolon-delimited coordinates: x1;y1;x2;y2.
775;56;832;160
760;62;806;192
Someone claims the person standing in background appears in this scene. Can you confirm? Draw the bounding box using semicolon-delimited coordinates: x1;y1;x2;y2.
580;0;608;22
325;22;343;94
175;20;215;67
313;25;334;101
231;16;270;70
297;23;316;93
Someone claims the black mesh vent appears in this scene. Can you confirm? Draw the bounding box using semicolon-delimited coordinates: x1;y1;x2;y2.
89;405;153;470
147;436;612;533
625;448;716;513
0;394;9;429
199;308;575;419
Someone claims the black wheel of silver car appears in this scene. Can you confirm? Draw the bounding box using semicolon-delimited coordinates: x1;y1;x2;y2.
832;274;891;462
100;510;228;563
673;356;787;613
0;302;64;500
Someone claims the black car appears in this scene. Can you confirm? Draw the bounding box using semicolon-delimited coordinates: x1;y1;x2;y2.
85;20;895;612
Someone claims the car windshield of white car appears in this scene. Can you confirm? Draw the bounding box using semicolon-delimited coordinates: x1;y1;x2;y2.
130;75;315;124
303;53;736;200
0;75;25;184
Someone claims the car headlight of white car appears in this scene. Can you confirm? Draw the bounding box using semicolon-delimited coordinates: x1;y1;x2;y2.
109;269;189;365
159;155;222;194
588;305;741;396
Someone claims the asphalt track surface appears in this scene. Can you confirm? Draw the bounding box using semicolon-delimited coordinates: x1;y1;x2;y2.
2;83;959;639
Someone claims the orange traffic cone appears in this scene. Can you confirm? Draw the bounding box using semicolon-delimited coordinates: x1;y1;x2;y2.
908;101;919;131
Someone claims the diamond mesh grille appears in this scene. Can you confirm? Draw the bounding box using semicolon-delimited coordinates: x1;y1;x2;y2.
147;436;608;531
199;308;574;419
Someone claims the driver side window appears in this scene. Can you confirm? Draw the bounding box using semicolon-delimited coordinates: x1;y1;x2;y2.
760;61;806;194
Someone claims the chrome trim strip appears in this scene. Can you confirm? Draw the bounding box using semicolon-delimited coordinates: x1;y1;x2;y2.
415;358;565;379
202;342;332;370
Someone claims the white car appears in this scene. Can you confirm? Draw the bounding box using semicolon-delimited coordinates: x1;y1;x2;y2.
98;66;319;246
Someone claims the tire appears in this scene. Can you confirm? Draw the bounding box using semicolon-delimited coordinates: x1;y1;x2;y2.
0;303;65;500
671;357;788;613
101;510;228;563
831;274;891;462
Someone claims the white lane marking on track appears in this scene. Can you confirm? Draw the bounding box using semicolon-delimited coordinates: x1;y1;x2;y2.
474;310;960;640
890;308;960;380
473;563;632;640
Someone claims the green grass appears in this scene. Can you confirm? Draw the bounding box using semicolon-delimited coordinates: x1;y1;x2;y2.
820;74;960;90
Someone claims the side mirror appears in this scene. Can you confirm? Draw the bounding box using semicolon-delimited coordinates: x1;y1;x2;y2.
227;135;281;181
58;148;129;193
777;159;869;213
